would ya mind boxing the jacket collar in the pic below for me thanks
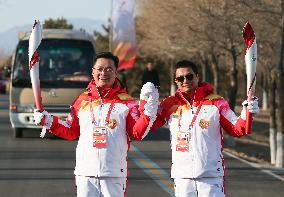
[175,82,213,105]
[86,79,126,100]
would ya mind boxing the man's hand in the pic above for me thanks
[241,97,259,120]
[140,82,159,117]
[140,82,158,100]
[33,109,53,129]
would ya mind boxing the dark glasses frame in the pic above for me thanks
[175,74,194,82]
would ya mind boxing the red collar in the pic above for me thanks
[86,79,126,100]
[175,82,213,105]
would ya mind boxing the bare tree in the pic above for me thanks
[137,0,254,110]
[238,0,284,167]
[275,0,284,167]
[269,70,277,164]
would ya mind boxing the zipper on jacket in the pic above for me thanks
[97,103,104,177]
[190,109,196,178]
[91,84,111,177]
[97,87,105,177]
[94,87,112,177]
[192,132,196,178]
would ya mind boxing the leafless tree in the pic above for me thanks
[137,0,253,109]
[237,0,284,167]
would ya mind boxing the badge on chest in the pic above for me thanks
[93,126,108,148]
[176,130,191,152]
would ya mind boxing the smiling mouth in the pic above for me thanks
[182,83,191,87]
[100,78,110,81]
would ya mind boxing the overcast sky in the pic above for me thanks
[0,0,111,32]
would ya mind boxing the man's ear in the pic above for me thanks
[174,78,178,86]
[196,74,200,81]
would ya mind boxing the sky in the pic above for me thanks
[0,0,111,32]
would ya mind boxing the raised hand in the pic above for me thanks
[240,97,259,120]
[33,109,53,138]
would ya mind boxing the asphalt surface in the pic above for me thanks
[0,93,283,197]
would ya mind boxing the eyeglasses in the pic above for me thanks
[175,74,194,82]
[93,67,114,73]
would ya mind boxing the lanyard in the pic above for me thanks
[89,97,115,125]
[105,100,115,123]
[178,101,203,130]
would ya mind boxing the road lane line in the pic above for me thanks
[129,144,174,196]
[225,151,284,181]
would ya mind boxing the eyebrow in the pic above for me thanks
[93,65,115,69]
[176,73,194,77]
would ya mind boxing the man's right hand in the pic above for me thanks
[34,109,53,129]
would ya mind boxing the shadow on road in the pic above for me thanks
[143,128,170,141]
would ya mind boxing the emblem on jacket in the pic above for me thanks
[107,119,117,129]
[199,119,210,129]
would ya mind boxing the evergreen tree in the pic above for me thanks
[43,17,73,29]
[93,23,110,52]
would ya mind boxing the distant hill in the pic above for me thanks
[0,18,106,55]
[68,18,107,34]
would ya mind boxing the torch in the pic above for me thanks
[242,22,257,134]
[29,20,43,111]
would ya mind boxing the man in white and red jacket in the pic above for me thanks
[151,60,259,197]
[34,52,159,197]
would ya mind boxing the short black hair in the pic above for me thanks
[174,60,198,75]
[94,51,119,68]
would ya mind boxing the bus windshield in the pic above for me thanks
[12,39,94,88]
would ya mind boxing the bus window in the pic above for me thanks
[12,39,94,88]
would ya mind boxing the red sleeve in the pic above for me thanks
[216,99,246,137]
[151,96,179,131]
[48,93,87,140]
[49,106,80,140]
[125,100,153,140]
[151,115,167,131]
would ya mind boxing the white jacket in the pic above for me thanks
[48,80,154,177]
[152,83,246,178]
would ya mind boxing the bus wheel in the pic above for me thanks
[14,128,23,138]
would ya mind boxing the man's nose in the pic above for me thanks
[183,77,189,82]
[100,70,109,74]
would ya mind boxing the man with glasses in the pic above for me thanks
[33,51,159,197]
[151,60,259,197]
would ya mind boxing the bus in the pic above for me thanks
[9,29,96,138]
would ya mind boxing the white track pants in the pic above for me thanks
[76,176,127,197]
[174,177,225,197]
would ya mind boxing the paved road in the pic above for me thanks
[0,93,283,197]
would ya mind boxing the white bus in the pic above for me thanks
[10,29,96,137]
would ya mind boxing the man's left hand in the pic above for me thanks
[241,97,259,119]
[140,82,157,101]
